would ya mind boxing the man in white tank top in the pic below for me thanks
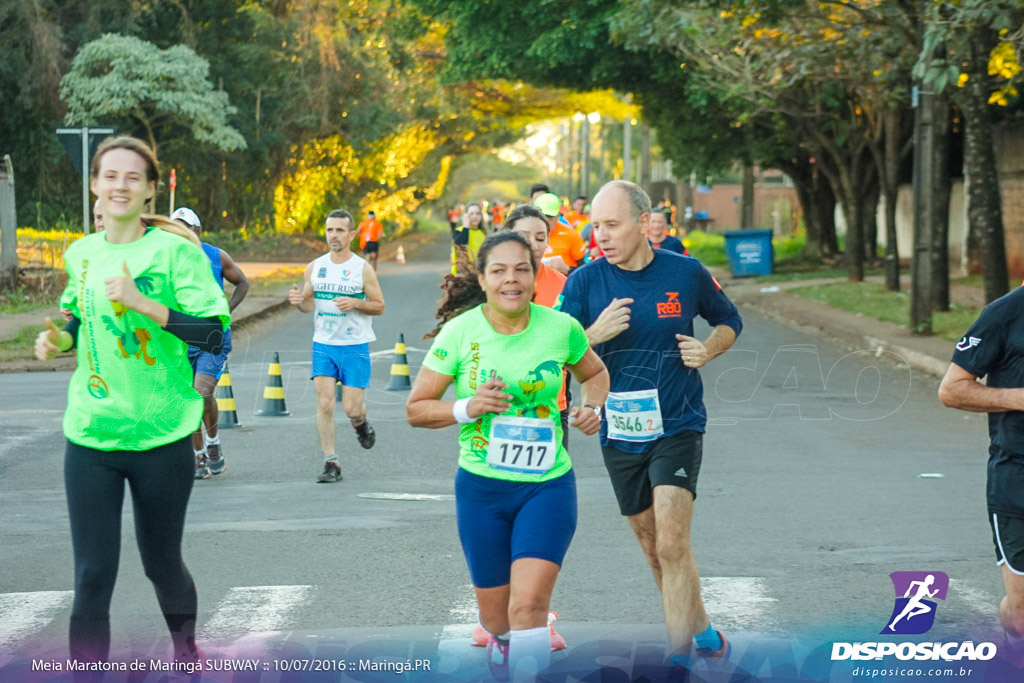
[289,209,386,482]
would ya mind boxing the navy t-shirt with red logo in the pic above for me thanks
[557,250,742,453]
[950,287,1024,517]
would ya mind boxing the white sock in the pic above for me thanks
[205,433,220,447]
[509,626,549,680]
[194,448,206,457]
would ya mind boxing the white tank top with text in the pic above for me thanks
[311,253,376,346]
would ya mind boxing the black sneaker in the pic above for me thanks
[316,460,342,483]
[354,420,376,449]
[206,443,226,475]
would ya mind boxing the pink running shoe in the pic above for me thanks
[471,623,489,647]
[487,635,510,682]
[548,611,566,652]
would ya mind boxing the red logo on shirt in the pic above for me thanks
[656,292,682,318]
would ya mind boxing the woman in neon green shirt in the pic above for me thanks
[407,231,609,679]
[35,136,229,667]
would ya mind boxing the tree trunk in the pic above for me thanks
[883,108,901,291]
[792,171,822,257]
[960,29,1009,304]
[911,89,935,335]
[931,94,952,312]
[784,155,837,259]
[862,172,880,266]
[815,175,839,258]
[741,160,755,228]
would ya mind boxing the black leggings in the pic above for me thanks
[64,436,197,662]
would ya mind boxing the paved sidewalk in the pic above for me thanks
[718,268,959,379]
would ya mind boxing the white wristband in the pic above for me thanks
[453,397,475,424]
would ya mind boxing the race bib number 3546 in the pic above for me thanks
[606,389,664,443]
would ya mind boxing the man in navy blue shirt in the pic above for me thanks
[647,209,687,254]
[558,180,742,671]
[939,289,1024,655]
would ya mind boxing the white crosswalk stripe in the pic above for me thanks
[949,578,997,619]
[701,577,779,631]
[0,577,1007,665]
[435,584,479,675]
[0,590,73,666]
[197,585,314,641]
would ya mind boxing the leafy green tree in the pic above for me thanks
[60,33,246,154]
[918,0,1024,303]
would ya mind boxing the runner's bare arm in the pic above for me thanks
[407,368,512,428]
[354,263,385,315]
[567,348,609,435]
[939,362,1024,413]
[289,262,315,313]
[676,324,736,369]
[220,249,250,312]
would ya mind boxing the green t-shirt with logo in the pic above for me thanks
[59,229,230,451]
[422,303,589,482]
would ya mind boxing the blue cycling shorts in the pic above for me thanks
[455,468,577,589]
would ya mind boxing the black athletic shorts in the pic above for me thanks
[600,430,702,516]
[990,512,1024,574]
[363,240,379,254]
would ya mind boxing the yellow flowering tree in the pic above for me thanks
[918,0,1024,303]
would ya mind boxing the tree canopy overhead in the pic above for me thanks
[60,33,246,154]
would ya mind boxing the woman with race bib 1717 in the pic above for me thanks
[406,231,609,680]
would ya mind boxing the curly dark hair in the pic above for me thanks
[425,231,536,338]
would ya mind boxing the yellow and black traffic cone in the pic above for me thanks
[216,362,241,428]
[256,351,290,416]
[336,380,342,402]
[385,333,412,391]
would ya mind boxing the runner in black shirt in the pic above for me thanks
[939,287,1024,652]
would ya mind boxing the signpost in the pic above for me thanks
[55,127,115,235]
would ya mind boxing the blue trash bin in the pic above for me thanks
[724,229,773,277]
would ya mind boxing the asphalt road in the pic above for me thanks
[0,238,1009,681]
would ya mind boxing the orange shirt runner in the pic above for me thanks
[545,223,587,268]
[533,262,570,410]
[358,218,384,250]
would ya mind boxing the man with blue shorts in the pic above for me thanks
[558,180,742,672]
[171,207,250,479]
[289,209,385,482]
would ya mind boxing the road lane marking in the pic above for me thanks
[435,585,478,674]
[949,579,995,618]
[0,590,73,666]
[701,577,778,631]
[198,585,313,641]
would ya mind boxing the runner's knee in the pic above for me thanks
[508,595,549,627]
[655,533,693,567]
